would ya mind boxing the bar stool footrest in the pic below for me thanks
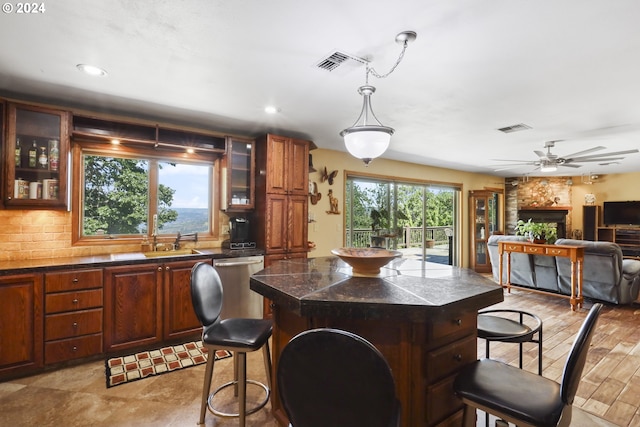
[207,379,270,417]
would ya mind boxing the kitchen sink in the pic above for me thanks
[143,249,203,258]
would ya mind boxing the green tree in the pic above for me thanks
[83,156,177,235]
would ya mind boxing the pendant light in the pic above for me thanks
[340,31,416,165]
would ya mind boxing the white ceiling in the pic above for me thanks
[2,0,640,177]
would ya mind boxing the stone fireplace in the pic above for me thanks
[518,207,570,239]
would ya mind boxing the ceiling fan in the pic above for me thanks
[492,141,639,172]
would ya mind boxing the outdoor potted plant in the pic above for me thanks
[515,218,558,244]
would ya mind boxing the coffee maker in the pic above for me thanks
[228,217,255,249]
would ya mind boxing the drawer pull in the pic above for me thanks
[72,346,78,352]
[72,299,79,304]
[72,278,79,283]
[454,319,462,326]
[72,322,78,328]
[453,354,463,362]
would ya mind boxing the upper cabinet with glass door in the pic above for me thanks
[4,103,69,209]
[222,137,255,211]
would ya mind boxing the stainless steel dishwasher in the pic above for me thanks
[213,255,265,319]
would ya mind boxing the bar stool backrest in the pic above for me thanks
[277,328,400,427]
[190,262,224,329]
[560,303,603,404]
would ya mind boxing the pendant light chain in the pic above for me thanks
[366,40,410,84]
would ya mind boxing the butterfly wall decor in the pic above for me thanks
[320,167,338,185]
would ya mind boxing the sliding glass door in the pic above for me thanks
[345,176,460,265]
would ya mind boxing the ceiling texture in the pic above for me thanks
[2,0,640,177]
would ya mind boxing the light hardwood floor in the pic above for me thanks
[0,288,638,426]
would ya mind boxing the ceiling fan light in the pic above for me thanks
[540,163,557,173]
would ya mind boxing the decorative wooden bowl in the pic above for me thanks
[331,247,402,276]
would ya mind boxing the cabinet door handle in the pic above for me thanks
[157,266,162,271]
[165,266,170,271]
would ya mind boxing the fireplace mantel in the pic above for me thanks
[519,206,572,211]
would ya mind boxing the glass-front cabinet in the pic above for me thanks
[222,137,255,211]
[4,103,69,209]
[469,190,503,272]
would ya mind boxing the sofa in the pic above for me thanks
[487,235,640,304]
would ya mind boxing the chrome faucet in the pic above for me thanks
[174,231,198,250]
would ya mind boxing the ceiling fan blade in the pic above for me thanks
[561,146,605,159]
[533,150,546,158]
[558,163,582,168]
[493,164,531,171]
[490,159,532,163]
[566,157,625,163]
[569,149,639,161]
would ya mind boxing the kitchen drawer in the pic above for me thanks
[45,333,103,365]
[45,308,103,341]
[425,375,464,426]
[46,289,103,314]
[425,334,476,383]
[45,269,103,292]
[429,311,476,343]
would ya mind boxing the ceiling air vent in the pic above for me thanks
[497,123,532,133]
[315,51,363,73]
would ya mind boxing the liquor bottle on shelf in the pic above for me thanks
[15,138,22,167]
[28,141,38,168]
[48,139,59,171]
[38,146,48,169]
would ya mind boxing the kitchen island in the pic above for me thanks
[250,256,504,427]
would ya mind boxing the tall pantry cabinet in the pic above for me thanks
[254,134,310,266]
[254,134,311,317]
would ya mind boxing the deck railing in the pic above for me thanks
[347,226,452,248]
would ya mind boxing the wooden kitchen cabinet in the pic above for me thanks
[163,258,210,340]
[222,137,255,211]
[104,263,163,353]
[260,134,309,196]
[105,258,206,352]
[3,102,70,209]
[0,273,43,378]
[44,269,103,364]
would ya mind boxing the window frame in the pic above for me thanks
[71,140,222,246]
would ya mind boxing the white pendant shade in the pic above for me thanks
[343,128,392,165]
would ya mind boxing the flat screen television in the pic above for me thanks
[603,201,640,226]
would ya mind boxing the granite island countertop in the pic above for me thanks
[250,256,504,322]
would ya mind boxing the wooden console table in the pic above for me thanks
[498,241,585,311]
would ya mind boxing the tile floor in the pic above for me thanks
[0,287,637,426]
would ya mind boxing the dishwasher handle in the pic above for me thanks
[214,259,264,268]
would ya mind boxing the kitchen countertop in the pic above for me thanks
[0,247,264,276]
[250,256,503,322]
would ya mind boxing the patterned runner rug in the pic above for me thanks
[105,340,231,388]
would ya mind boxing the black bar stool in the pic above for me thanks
[477,309,543,375]
[477,309,543,427]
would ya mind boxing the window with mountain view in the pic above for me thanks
[79,151,212,239]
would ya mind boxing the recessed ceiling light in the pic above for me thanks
[186,148,195,154]
[264,106,280,114]
[110,139,120,145]
[76,64,108,77]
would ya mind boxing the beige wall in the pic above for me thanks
[570,171,640,231]
[307,148,505,268]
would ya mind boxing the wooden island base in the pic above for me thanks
[250,257,503,427]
